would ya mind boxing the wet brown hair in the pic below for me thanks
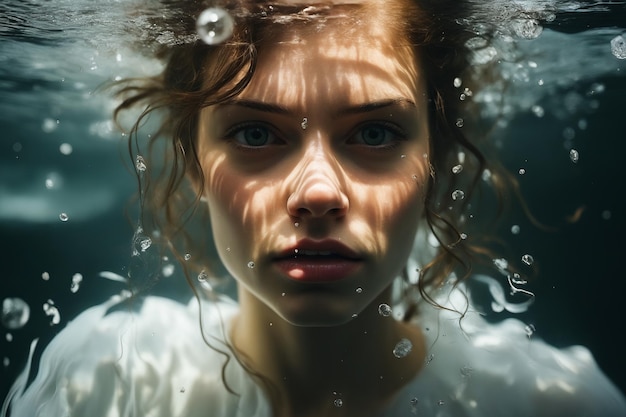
[114,0,509,316]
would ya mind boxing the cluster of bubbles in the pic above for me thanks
[70,273,83,294]
[392,338,413,358]
[43,299,61,326]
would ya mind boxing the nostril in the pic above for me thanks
[287,189,349,219]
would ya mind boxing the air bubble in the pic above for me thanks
[247,261,255,269]
[563,127,576,141]
[518,168,526,175]
[43,299,61,326]
[42,118,58,133]
[301,117,308,130]
[521,254,534,266]
[524,324,536,338]
[451,190,465,201]
[135,155,147,172]
[59,143,73,155]
[569,149,579,163]
[453,77,462,88]
[2,298,30,330]
[452,164,463,174]
[196,7,235,45]
[70,273,83,294]
[59,213,69,222]
[162,264,175,277]
[197,270,208,282]
[511,225,520,234]
[610,35,626,60]
[378,303,392,317]
[511,273,527,285]
[455,118,464,128]
[460,365,473,378]
[531,105,545,118]
[392,338,412,358]
[139,238,152,252]
[184,253,192,261]
[41,271,50,281]
[355,287,363,294]
[333,398,343,408]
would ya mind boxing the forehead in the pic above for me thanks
[236,2,422,108]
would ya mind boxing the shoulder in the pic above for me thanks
[394,287,626,416]
[3,294,266,417]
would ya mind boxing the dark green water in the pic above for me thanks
[1,0,625,401]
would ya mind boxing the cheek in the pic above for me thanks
[204,160,284,264]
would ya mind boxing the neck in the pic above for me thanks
[230,287,425,417]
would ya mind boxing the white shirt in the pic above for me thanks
[4,286,625,417]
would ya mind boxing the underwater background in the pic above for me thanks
[1,0,625,402]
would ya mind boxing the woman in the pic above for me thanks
[4,0,626,416]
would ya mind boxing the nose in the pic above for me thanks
[286,146,349,219]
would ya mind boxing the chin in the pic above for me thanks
[273,297,360,328]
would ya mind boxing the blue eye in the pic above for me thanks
[231,125,275,147]
[353,123,404,147]
[360,125,389,146]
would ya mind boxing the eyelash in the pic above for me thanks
[223,121,407,152]
[224,122,282,150]
[349,122,407,151]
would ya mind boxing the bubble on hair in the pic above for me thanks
[196,7,235,45]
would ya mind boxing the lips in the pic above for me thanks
[273,239,363,282]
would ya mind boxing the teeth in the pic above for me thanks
[300,250,333,256]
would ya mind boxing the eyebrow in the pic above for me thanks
[336,98,417,116]
[219,98,417,116]
[220,99,292,115]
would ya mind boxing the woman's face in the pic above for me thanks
[197,14,430,326]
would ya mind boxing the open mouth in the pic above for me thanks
[273,239,363,282]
